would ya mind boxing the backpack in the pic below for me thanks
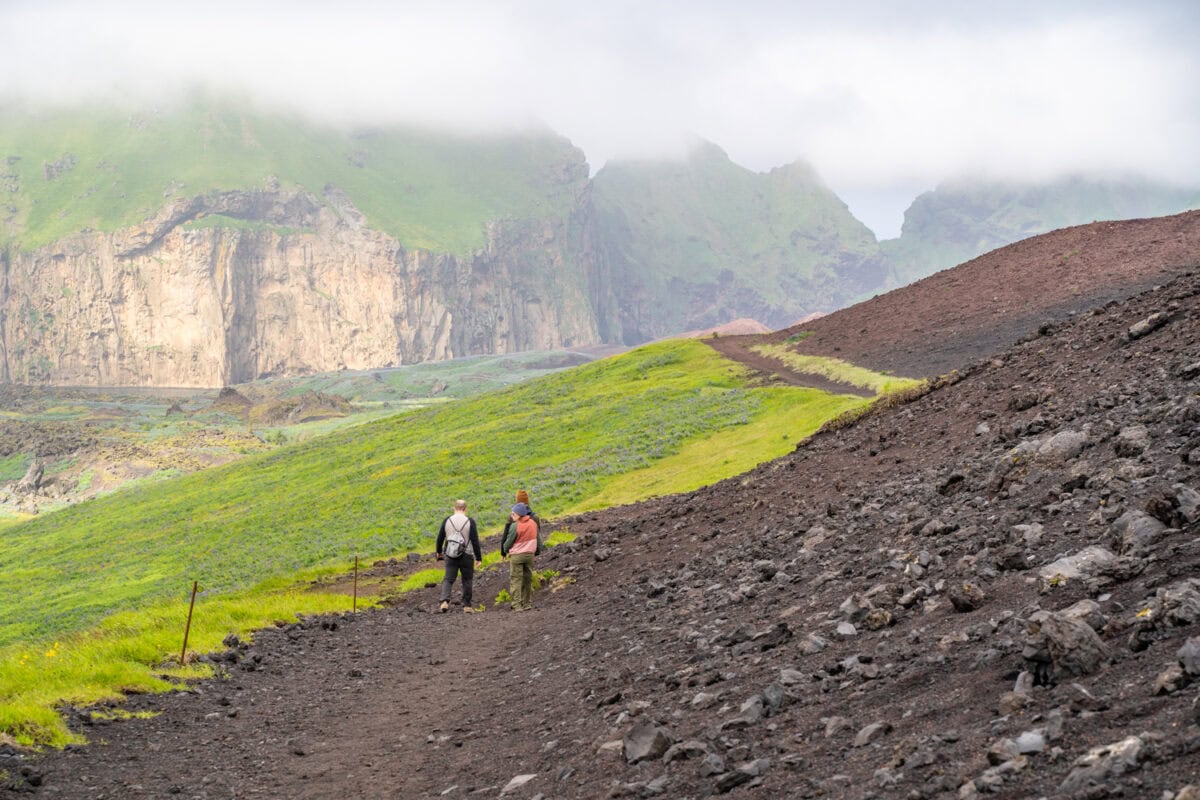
[444,517,470,559]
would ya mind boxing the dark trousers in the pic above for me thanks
[440,555,475,605]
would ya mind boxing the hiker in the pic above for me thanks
[435,499,482,613]
[514,489,542,529]
[501,501,541,611]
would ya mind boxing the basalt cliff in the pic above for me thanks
[0,186,607,387]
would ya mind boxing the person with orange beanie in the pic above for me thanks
[501,500,541,611]
[513,489,542,531]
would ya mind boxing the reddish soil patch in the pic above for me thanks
[705,335,873,397]
[729,210,1200,379]
[679,319,773,339]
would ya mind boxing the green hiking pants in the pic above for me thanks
[509,553,535,609]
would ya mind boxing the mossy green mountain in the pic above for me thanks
[882,176,1200,286]
[0,94,586,256]
[591,141,886,337]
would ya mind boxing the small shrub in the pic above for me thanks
[493,569,560,605]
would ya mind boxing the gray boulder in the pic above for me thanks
[1038,546,1117,583]
[1175,483,1200,523]
[623,722,674,764]
[989,440,1042,492]
[1114,425,1150,457]
[1059,734,1150,793]
[15,458,43,493]
[720,695,765,731]
[1125,311,1170,341]
[1025,611,1108,679]
[714,758,769,794]
[699,752,725,776]
[1061,599,1107,632]
[1151,579,1200,627]
[1015,730,1045,754]
[1111,510,1166,555]
[1178,637,1200,677]
[1038,430,1089,462]
[662,740,711,764]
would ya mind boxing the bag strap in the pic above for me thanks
[447,516,470,541]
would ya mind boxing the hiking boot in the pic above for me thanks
[463,606,478,614]
[439,601,449,613]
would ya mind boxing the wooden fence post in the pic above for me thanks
[180,580,199,665]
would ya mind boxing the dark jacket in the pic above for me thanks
[501,511,542,557]
[436,514,481,561]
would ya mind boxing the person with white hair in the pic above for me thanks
[435,499,481,612]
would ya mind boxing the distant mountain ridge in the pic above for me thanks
[882,176,1200,286]
[591,141,885,337]
[1,97,1196,386]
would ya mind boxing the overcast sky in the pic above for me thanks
[2,0,1197,237]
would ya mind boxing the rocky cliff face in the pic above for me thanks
[0,188,601,387]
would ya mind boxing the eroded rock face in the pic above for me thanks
[1,188,605,387]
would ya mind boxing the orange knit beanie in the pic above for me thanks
[516,489,530,504]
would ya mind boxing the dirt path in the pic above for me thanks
[23,562,605,799]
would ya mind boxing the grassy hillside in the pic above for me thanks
[0,350,601,530]
[882,176,1200,285]
[0,339,887,744]
[0,340,875,647]
[0,94,585,255]
[240,349,600,405]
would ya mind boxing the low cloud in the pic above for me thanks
[2,0,1197,236]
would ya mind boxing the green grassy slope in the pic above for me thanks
[0,94,586,254]
[0,339,872,650]
[240,349,599,405]
[0,350,600,523]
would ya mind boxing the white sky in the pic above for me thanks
[1,0,1197,237]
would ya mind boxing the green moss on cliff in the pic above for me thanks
[0,95,586,256]
[882,177,1200,285]
[591,141,881,338]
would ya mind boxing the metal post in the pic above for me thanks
[180,580,198,665]
[353,555,359,613]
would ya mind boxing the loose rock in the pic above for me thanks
[623,723,674,764]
